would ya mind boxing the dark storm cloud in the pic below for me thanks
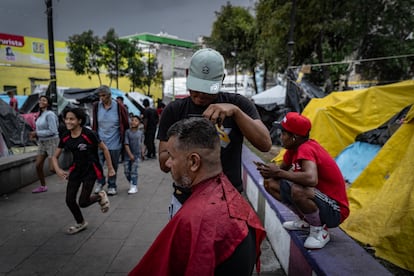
[0,0,252,41]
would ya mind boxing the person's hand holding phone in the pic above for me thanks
[255,161,281,179]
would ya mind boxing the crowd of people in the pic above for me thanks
[23,47,348,274]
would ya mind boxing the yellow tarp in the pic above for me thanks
[302,80,414,158]
[272,80,414,271]
[341,105,414,271]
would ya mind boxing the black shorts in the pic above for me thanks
[280,180,341,228]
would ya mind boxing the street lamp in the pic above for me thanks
[146,44,156,96]
[231,48,238,93]
[172,47,175,100]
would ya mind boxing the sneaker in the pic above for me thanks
[94,184,103,194]
[32,186,48,193]
[107,187,117,196]
[304,225,330,249]
[283,219,310,230]
[128,185,138,194]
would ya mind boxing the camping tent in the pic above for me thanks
[341,105,414,271]
[251,85,286,111]
[0,100,35,156]
[302,80,414,158]
[63,87,141,116]
[278,80,414,271]
[127,92,154,109]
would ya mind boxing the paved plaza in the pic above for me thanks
[0,157,283,275]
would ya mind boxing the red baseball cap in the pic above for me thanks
[279,112,311,136]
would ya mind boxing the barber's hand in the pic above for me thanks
[203,103,238,125]
[257,163,281,179]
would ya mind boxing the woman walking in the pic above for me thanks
[52,107,114,234]
[30,95,59,193]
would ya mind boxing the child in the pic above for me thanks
[7,90,18,112]
[124,115,145,194]
[51,107,115,235]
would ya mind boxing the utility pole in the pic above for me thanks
[287,0,296,68]
[45,0,58,113]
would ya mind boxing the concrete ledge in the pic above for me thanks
[242,145,392,276]
[0,151,71,195]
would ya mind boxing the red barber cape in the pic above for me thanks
[129,173,266,276]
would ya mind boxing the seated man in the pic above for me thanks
[257,112,349,249]
[129,117,266,275]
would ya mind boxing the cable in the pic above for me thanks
[289,53,414,69]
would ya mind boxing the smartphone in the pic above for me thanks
[253,161,266,168]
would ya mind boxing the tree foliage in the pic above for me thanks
[67,29,162,96]
[206,3,259,92]
[66,30,103,84]
[208,0,414,92]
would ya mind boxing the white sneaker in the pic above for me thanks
[304,225,330,249]
[107,187,117,196]
[128,185,138,194]
[94,184,103,194]
[283,219,310,230]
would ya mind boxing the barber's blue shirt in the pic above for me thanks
[97,100,121,150]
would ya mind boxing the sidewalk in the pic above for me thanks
[0,157,283,275]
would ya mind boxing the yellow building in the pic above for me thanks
[0,32,163,99]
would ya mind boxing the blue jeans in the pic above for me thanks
[124,158,139,186]
[98,149,121,189]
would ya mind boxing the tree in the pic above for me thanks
[101,29,146,89]
[66,30,103,84]
[67,29,150,92]
[350,0,414,83]
[143,47,161,96]
[206,3,259,93]
[255,0,291,89]
[254,0,414,90]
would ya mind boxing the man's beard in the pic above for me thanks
[175,174,192,189]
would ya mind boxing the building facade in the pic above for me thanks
[0,32,197,102]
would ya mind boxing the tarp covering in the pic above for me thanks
[251,85,286,111]
[271,80,414,271]
[62,87,141,116]
[302,80,414,158]
[335,105,410,184]
[0,100,35,151]
[335,141,381,184]
[341,105,414,272]
[0,94,28,110]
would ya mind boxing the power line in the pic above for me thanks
[289,53,414,69]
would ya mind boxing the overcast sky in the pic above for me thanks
[1,0,254,42]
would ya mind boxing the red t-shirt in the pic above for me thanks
[9,97,18,112]
[284,139,350,222]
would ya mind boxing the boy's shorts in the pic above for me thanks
[280,179,341,228]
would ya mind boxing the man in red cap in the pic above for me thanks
[257,112,349,249]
